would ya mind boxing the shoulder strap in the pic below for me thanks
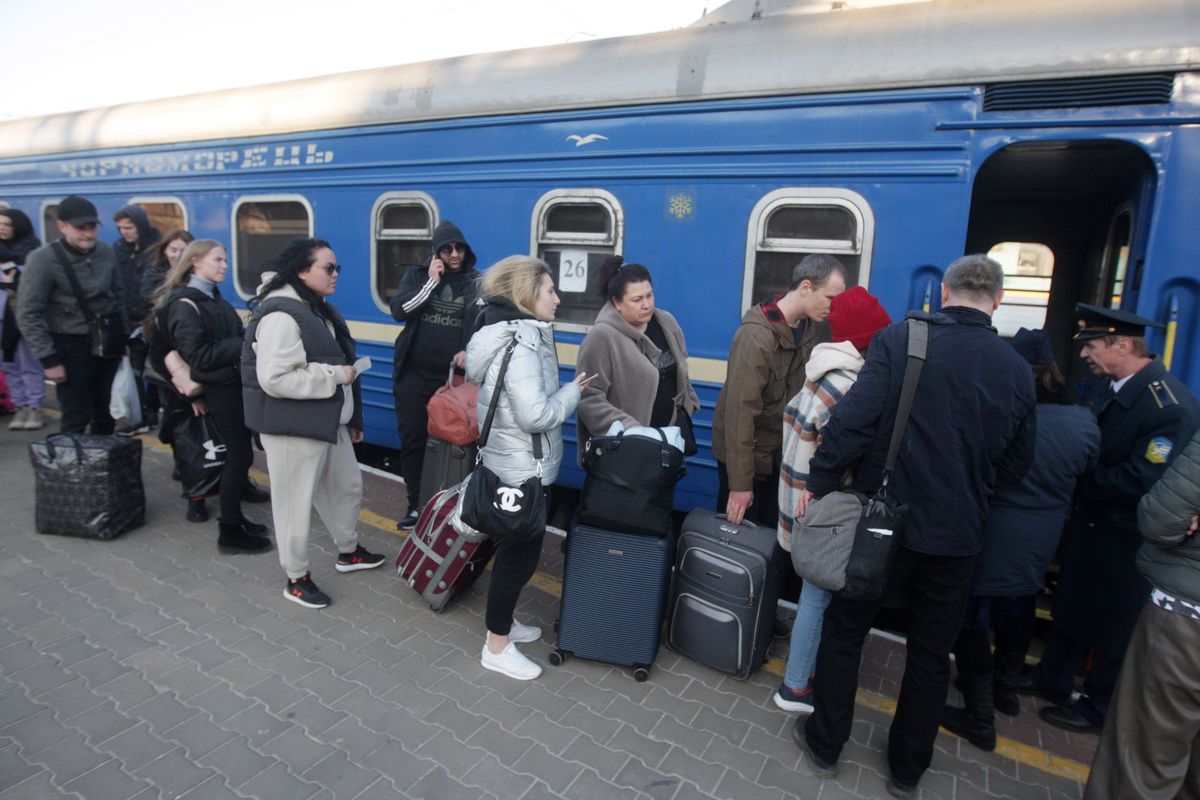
[477,340,517,450]
[51,241,97,322]
[477,338,544,461]
[882,319,930,485]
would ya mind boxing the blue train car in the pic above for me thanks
[1,0,1197,511]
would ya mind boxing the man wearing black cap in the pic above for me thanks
[1022,303,1199,733]
[16,195,125,434]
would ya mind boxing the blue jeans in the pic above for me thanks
[784,578,832,690]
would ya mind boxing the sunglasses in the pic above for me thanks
[438,243,466,254]
[319,263,342,276]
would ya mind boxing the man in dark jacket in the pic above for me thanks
[113,204,161,434]
[1085,428,1200,798]
[794,254,1037,797]
[1023,305,1199,733]
[16,195,125,434]
[390,220,481,528]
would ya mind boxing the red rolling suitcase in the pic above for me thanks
[396,481,495,612]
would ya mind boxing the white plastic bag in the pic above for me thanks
[109,356,142,428]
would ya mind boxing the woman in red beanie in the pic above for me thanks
[773,285,892,713]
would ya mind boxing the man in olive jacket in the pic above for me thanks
[1085,428,1200,799]
[711,254,845,526]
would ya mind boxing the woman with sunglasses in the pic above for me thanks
[152,239,271,554]
[243,239,385,609]
[389,220,481,529]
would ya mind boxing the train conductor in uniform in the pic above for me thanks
[1022,303,1199,733]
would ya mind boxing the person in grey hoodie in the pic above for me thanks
[1084,428,1200,799]
[16,195,125,434]
[465,255,588,681]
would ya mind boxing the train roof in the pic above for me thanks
[1,0,1196,160]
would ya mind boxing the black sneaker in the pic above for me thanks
[284,573,331,608]
[773,683,815,713]
[792,717,838,778]
[242,481,271,503]
[116,423,151,437]
[336,545,386,573]
[887,776,918,798]
[186,499,209,523]
[397,510,419,531]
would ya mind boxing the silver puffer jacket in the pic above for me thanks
[466,314,580,486]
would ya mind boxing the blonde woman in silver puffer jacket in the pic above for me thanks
[465,255,590,681]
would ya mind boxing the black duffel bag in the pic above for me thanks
[29,434,145,540]
[578,427,685,537]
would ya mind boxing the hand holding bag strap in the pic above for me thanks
[881,319,930,488]
[51,241,98,323]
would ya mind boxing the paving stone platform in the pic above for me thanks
[0,410,1096,799]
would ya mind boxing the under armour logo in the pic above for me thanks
[203,439,226,462]
[494,487,524,513]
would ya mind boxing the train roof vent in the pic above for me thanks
[983,73,1175,112]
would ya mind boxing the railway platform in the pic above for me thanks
[0,402,1096,800]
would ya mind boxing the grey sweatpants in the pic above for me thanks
[261,427,362,580]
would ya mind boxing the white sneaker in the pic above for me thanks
[8,408,28,431]
[509,619,542,644]
[480,640,542,680]
[24,408,44,431]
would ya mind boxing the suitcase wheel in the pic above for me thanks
[632,667,650,683]
[548,650,565,667]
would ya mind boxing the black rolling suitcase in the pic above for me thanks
[666,509,788,679]
[417,437,477,509]
[549,521,675,682]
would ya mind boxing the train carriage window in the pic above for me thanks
[744,189,874,310]
[232,196,313,298]
[371,192,438,312]
[128,197,187,234]
[531,189,623,329]
[41,202,62,243]
[987,242,1055,337]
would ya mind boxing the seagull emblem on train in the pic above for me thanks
[566,133,608,147]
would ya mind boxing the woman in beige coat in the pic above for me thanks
[575,256,700,462]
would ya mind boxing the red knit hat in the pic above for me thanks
[829,286,892,352]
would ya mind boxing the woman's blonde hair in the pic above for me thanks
[479,255,551,316]
[152,239,224,311]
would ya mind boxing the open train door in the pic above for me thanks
[964,140,1157,379]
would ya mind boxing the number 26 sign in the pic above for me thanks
[558,249,588,293]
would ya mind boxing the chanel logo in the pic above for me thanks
[494,487,525,513]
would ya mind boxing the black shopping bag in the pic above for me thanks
[173,415,226,498]
[29,434,145,539]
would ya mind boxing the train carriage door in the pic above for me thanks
[964,141,1156,370]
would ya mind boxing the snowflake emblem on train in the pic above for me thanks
[668,194,694,219]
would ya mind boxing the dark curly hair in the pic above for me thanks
[595,255,652,302]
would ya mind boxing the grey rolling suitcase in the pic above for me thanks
[417,437,477,509]
[666,509,788,679]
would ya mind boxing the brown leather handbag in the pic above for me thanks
[426,361,479,445]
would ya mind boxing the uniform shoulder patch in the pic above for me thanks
[1146,436,1173,464]
[1148,379,1180,409]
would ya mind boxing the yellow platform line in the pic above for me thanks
[133,429,1090,784]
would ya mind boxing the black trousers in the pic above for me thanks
[806,546,977,787]
[203,385,253,525]
[486,530,546,636]
[393,371,445,505]
[1030,627,1122,725]
[953,594,1037,675]
[52,334,120,434]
